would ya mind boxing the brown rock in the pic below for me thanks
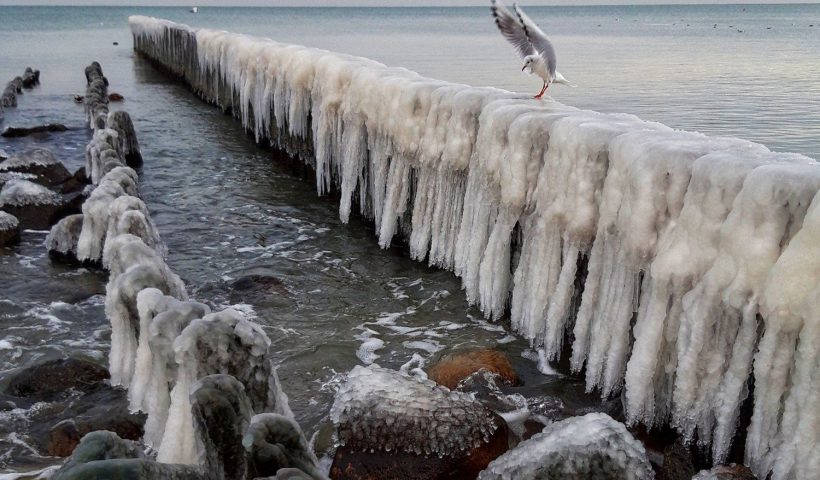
[428,349,519,389]
[108,92,125,102]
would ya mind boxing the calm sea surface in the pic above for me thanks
[0,4,818,473]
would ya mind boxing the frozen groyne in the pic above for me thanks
[130,16,820,480]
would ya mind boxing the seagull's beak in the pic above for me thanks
[521,64,527,71]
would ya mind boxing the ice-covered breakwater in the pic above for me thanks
[46,62,322,479]
[130,16,820,480]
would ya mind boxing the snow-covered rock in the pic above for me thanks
[478,413,653,480]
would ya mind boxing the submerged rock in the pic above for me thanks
[0,357,145,458]
[428,348,519,389]
[477,413,653,480]
[3,357,108,401]
[0,211,20,246]
[0,148,72,186]
[1,123,68,138]
[329,366,509,479]
[109,92,125,102]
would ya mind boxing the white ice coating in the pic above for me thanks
[158,308,278,465]
[330,365,499,458]
[478,413,653,480]
[0,147,60,170]
[85,128,123,185]
[76,166,139,262]
[0,211,19,230]
[0,178,62,207]
[745,191,820,480]
[131,288,211,448]
[131,16,820,479]
[45,213,83,255]
[105,234,187,387]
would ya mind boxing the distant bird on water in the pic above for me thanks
[490,0,573,99]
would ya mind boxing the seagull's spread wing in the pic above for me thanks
[513,3,557,76]
[491,0,534,60]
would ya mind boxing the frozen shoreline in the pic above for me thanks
[129,16,819,480]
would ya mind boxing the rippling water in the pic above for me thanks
[1,4,818,473]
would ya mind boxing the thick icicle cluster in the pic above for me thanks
[477,413,653,480]
[330,365,499,458]
[130,17,820,479]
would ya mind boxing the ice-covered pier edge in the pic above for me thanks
[130,16,820,480]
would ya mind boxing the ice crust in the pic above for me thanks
[0,178,62,207]
[131,16,820,479]
[330,365,499,458]
[478,413,653,480]
[0,211,19,230]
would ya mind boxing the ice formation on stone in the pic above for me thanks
[0,210,19,230]
[330,365,499,458]
[158,308,279,465]
[190,374,254,480]
[0,147,61,170]
[0,178,62,207]
[745,190,820,480]
[131,288,210,447]
[107,110,143,168]
[85,128,123,184]
[105,234,187,388]
[76,166,139,262]
[45,213,84,256]
[477,413,653,480]
[244,413,325,479]
[130,17,820,479]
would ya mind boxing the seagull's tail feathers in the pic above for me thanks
[553,71,577,87]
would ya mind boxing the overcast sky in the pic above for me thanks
[1,0,818,6]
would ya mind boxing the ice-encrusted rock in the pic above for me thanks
[22,67,40,88]
[85,128,122,184]
[46,213,84,258]
[84,62,110,131]
[0,178,62,207]
[131,289,210,447]
[107,110,143,168]
[0,178,65,229]
[692,464,757,480]
[0,211,20,246]
[51,430,203,479]
[0,148,71,186]
[76,166,138,262]
[331,365,500,458]
[477,413,653,480]
[158,308,279,465]
[101,195,164,266]
[190,374,254,480]
[244,413,324,479]
[105,234,187,389]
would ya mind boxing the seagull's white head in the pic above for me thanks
[521,54,538,74]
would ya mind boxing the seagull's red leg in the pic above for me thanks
[534,82,547,99]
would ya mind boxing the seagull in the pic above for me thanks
[491,0,573,99]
